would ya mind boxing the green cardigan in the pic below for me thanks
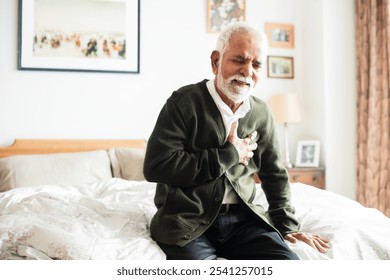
[143,80,299,246]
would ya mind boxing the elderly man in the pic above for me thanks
[143,22,328,260]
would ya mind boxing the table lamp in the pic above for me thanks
[268,93,302,168]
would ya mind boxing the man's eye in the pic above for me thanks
[253,63,262,69]
[233,59,244,64]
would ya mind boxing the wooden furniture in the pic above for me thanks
[253,167,326,190]
[287,167,326,189]
[0,139,146,158]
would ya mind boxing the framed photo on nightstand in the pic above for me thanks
[295,140,320,167]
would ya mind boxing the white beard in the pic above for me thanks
[216,72,254,103]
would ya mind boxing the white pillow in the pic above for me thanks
[0,150,112,192]
[108,147,145,181]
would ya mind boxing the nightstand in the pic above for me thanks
[287,167,326,190]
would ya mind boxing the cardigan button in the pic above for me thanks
[201,220,210,225]
[184,234,191,240]
[214,197,222,202]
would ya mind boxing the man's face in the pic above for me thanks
[213,32,263,104]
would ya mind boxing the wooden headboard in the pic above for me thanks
[0,139,146,158]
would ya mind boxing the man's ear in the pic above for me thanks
[210,50,220,75]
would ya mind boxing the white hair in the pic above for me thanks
[215,22,268,61]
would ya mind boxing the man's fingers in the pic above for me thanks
[297,233,327,253]
[227,120,239,142]
[249,142,258,151]
[315,236,330,248]
[249,130,257,141]
[228,123,258,166]
[284,235,298,244]
[230,120,238,133]
[313,239,328,253]
[284,232,329,253]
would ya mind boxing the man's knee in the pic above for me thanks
[157,238,217,260]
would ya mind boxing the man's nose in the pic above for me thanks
[240,62,253,78]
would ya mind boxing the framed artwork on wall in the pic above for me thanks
[267,56,294,79]
[207,0,246,33]
[295,140,321,167]
[17,0,140,73]
[265,23,294,48]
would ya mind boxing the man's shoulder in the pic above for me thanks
[250,95,269,110]
[169,80,209,102]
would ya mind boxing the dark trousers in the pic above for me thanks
[157,205,299,260]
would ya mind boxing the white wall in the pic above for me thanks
[0,0,215,145]
[322,0,356,198]
[0,0,356,199]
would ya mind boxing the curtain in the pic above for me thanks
[355,0,390,216]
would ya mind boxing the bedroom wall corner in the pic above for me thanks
[323,0,357,199]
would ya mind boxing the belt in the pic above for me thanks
[219,204,240,214]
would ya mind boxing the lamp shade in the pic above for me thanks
[268,93,302,123]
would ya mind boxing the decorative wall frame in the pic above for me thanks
[295,140,321,167]
[267,56,294,79]
[265,23,294,48]
[18,0,140,73]
[207,0,246,33]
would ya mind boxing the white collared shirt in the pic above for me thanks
[206,80,251,204]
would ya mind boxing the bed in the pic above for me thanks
[0,139,389,260]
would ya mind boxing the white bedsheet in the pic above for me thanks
[0,178,389,260]
[254,183,390,260]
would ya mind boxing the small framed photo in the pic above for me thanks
[18,0,140,73]
[267,56,294,79]
[207,0,246,33]
[265,23,294,48]
[295,140,320,167]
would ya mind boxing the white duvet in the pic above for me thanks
[0,178,389,260]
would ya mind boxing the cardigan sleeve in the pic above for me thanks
[257,106,299,235]
[143,97,239,187]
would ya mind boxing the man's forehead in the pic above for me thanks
[228,33,261,49]
[224,45,262,60]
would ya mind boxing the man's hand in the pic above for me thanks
[227,120,257,165]
[284,232,330,253]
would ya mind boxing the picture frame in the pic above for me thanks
[267,56,294,79]
[207,0,246,33]
[265,23,294,48]
[295,140,320,167]
[17,0,140,74]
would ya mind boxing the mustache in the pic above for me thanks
[229,75,254,86]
